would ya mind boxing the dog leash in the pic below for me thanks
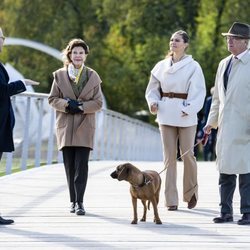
[158,133,209,175]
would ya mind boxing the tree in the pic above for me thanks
[1,0,99,92]
[193,0,250,90]
[0,0,249,123]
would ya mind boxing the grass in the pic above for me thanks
[0,159,57,177]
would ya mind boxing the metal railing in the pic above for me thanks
[0,92,162,175]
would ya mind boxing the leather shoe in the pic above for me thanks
[213,213,233,223]
[167,206,178,211]
[76,202,85,215]
[0,216,14,225]
[70,202,75,213]
[238,213,250,225]
[188,194,197,209]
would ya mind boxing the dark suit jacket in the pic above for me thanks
[0,63,26,152]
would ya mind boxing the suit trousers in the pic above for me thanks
[219,173,250,214]
[62,146,90,203]
[159,125,198,207]
[0,152,3,214]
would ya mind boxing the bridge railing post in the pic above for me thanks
[0,92,162,176]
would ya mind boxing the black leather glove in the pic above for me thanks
[65,98,83,114]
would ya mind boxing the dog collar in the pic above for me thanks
[133,174,152,188]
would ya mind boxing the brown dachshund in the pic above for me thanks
[110,163,162,224]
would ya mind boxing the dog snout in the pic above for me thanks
[110,170,118,179]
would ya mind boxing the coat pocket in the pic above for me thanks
[56,112,67,128]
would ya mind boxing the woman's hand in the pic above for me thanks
[150,103,158,114]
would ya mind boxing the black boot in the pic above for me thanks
[238,213,250,225]
[76,202,85,215]
[70,202,76,213]
[213,213,233,223]
[0,216,14,225]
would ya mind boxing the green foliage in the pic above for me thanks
[0,0,249,124]
[193,0,250,88]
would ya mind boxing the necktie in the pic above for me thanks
[224,56,238,91]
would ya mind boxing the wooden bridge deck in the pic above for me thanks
[0,161,249,249]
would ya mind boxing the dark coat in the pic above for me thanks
[0,63,26,152]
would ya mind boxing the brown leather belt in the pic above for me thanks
[162,92,188,99]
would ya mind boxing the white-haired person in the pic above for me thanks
[0,27,39,225]
[204,22,250,225]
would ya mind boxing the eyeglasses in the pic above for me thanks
[226,36,243,41]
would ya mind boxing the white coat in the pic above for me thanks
[145,55,206,127]
[207,50,250,174]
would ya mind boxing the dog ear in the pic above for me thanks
[117,164,129,181]
[126,167,130,174]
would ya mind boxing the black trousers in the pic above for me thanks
[62,147,90,203]
[0,152,3,214]
[219,173,250,214]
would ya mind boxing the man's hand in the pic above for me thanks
[203,124,213,135]
[24,79,40,85]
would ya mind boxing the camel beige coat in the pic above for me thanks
[207,50,250,174]
[48,67,102,150]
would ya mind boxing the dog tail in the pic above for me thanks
[147,201,150,210]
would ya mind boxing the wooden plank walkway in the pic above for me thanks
[0,161,249,249]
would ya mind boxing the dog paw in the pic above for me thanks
[131,220,138,224]
[155,219,162,224]
[140,218,146,222]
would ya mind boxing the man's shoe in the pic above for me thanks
[213,213,233,223]
[76,202,85,215]
[70,202,76,213]
[0,216,14,225]
[188,194,197,209]
[167,206,178,211]
[237,213,250,225]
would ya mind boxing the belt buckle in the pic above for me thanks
[169,92,174,98]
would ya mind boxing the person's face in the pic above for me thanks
[69,46,87,68]
[226,36,248,55]
[0,36,5,53]
[169,34,188,54]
